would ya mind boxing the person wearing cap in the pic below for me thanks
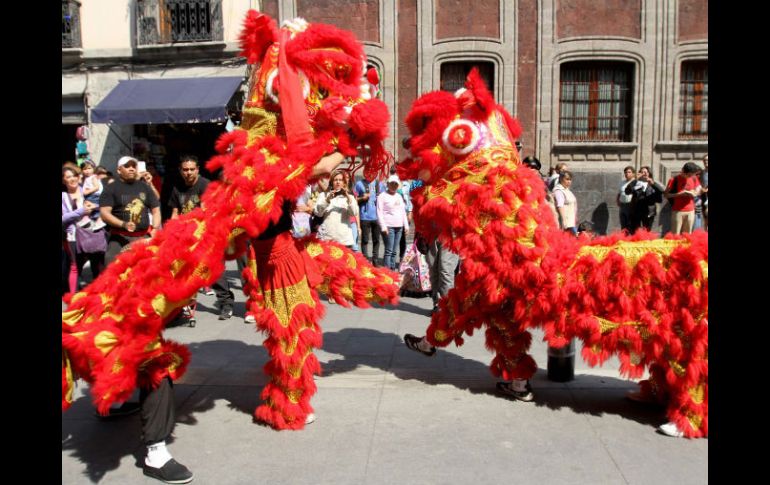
[376,174,410,270]
[99,156,161,265]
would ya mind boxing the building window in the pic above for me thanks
[62,0,81,48]
[440,61,495,93]
[679,61,708,139]
[559,62,633,142]
[137,0,223,46]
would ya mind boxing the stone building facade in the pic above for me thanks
[63,0,707,233]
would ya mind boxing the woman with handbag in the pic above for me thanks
[62,164,105,293]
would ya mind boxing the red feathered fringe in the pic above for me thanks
[62,10,394,419]
[404,69,709,438]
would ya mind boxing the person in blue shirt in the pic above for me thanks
[354,175,385,266]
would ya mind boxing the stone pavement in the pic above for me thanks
[62,262,707,484]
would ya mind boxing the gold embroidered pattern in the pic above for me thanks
[63,351,74,405]
[243,166,255,180]
[256,188,277,212]
[329,246,344,259]
[192,262,211,281]
[340,282,354,299]
[62,308,85,326]
[144,339,162,353]
[286,388,303,404]
[112,359,124,374]
[361,267,375,279]
[279,334,300,356]
[596,317,651,340]
[119,267,132,281]
[669,360,686,377]
[688,383,705,404]
[305,242,324,258]
[288,350,312,379]
[577,239,687,267]
[433,330,448,342]
[151,294,189,318]
[687,412,703,431]
[346,253,357,269]
[262,278,316,328]
[170,259,185,277]
[259,148,280,165]
[193,220,206,239]
[242,107,278,144]
[94,331,119,355]
[285,165,305,181]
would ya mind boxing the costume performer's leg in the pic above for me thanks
[424,271,537,382]
[140,376,176,445]
[487,319,537,381]
[242,233,324,430]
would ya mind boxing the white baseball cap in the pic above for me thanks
[117,156,138,168]
[387,174,400,185]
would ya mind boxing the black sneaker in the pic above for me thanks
[218,305,233,320]
[404,333,436,356]
[496,381,534,402]
[143,458,193,484]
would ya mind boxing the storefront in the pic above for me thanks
[90,76,244,218]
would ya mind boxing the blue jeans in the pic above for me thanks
[350,221,360,252]
[383,227,403,270]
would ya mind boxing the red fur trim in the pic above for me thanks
[239,10,279,64]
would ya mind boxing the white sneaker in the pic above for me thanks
[244,314,256,324]
[304,413,315,425]
[658,421,684,438]
[92,219,107,231]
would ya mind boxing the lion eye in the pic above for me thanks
[318,88,328,100]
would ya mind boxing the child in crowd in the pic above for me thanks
[77,160,106,230]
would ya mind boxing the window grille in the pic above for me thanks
[679,61,708,139]
[62,0,81,48]
[559,62,633,142]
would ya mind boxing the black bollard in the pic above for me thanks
[547,339,575,382]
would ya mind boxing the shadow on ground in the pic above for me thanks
[61,339,269,483]
[320,327,663,428]
[62,329,664,481]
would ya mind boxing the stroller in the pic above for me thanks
[398,240,432,297]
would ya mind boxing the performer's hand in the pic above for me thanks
[124,221,136,232]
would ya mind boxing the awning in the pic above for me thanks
[90,76,243,124]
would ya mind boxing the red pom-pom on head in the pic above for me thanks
[366,67,380,86]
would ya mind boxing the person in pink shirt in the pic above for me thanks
[664,162,702,234]
[377,175,410,270]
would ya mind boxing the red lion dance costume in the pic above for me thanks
[399,70,707,438]
[62,12,400,430]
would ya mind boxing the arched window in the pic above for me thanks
[559,61,633,142]
[440,61,495,93]
[679,60,708,139]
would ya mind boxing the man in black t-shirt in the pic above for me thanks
[168,156,210,218]
[168,156,242,320]
[100,156,161,265]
